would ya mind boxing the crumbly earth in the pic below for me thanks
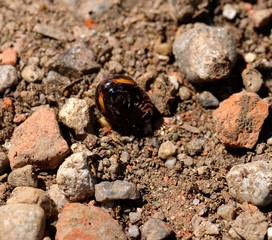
[1,0,272,239]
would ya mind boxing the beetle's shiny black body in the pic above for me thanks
[95,75,156,135]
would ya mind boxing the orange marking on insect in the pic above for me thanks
[98,93,106,113]
[113,78,136,85]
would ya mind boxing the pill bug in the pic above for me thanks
[95,75,159,135]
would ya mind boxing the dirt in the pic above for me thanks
[1,0,272,239]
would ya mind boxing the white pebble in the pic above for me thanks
[128,225,140,238]
[0,65,18,93]
[165,157,177,169]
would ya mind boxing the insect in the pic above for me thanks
[95,75,158,135]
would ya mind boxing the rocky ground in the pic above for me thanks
[0,0,272,239]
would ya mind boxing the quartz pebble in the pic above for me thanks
[128,225,140,238]
[141,218,172,240]
[242,68,263,93]
[57,152,96,202]
[0,151,9,175]
[226,160,272,207]
[95,180,140,202]
[173,24,237,83]
[7,165,38,187]
[165,157,177,169]
[129,211,141,224]
[0,65,18,93]
[59,98,92,136]
[0,204,45,240]
[222,4,237,20]
[158,140,177,159]
[21,65,44,83]
[268,227,272,240]
[197,91,219,108]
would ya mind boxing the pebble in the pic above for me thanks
[43,70,71,87]
[0,65,18,93]
[244,52,257,63]
[222,4,238,20]
[173,24,237,83]
[59,98,92,136]
[226,160,272,207]
[191,215,219,238]
[231,210,267,240]
[95,180,140,202]
[217,203,237,221]
[177,153,194,166]
[57,152,96,202]
[21,64,45,83]
[252,8,272,28]
[7,186,52,218]
[0,151,9,175]
[197,91,219,108]
[8,107,69,170]
[55,203,126,240]
[165,157,177,169]
[129,211,142,224]
[141,218,172,240]
[158,140,177,159]
[7,165,38,187]
[128,225,140,239]
[120,151,130,163]
[268,227,272,240]
[47,184,69,215]
[52,42,100,78]
[108,60,123,73]
[0,48,17,65]
[193,198,200,206]
[213,92,269,148]
[0,204,45,240]
[185,138,204,156]
[242,68,263,93]
[178,86,191,101]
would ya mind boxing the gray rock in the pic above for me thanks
[191,215,219,238]
[7,187,52,218]
[8,165,38,187]
[165,157,177,169]
[51,42,100,78]
[56,152,96,201]
[43,70,71,87]
[95,180,140,202]
[231,210,267,240]
[21,65,45,83]
[0,65,18,93]
[0,152,9,175]
[197,91,219,108]
[177,153,194,166]
[47,184,69,214]
[185,138,204,156]
[173,24,237,83]
[128,225,140,239]
[217,203,237,221]
[0,204,45,240]
[129,211,141,224]
[226,160,272,207]
[222,4,238,20]
[242,68,263,93]
[158,141,177,159]
[59,98,92,136]
[141,218,172,240]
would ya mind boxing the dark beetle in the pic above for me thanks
[95,75,158,135]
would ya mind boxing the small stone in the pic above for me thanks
[173,24,237,83]
[231,210,267,240]
[128,225,140,239]
[267,137,272,146]
[57,152,96,202]
[197,91,219,108]
[222,4,238,20]
[95,180,140,202]
[165,157,177,169]
[47,184,69,214]
[252,8,272,28]
[0,65,18,93]
[0,152,9,175]
[55,203,126,240]
[129,211,141,224]
[141,218,172,240]
[120,151,130,163]
[0,204,45,240]
[59,98,92,136]
[217,203,237,221]
[108,60,123,73]
[185,138,204,156]
[242,68,263,93]
[177,153,194,166]
[193,199,200,206]
[268,227,272,240]
[21,65,45,83]
[7,165,38,187]
[226,160,272,207]
[43,70,71,87]
[7,186,52,218]
[244,52,257,63]
[8,107,69,170]
[192,215,219,238]
[0,48,17,65]
[213,92,269,148]
[179,86,191,101]
[168,75,179,91]
[158,140,177,159]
